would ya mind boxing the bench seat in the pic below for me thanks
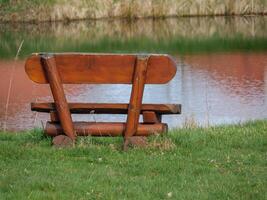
[31,102,181,115]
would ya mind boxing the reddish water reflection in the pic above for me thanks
[181,52,267,125]
[0,52,267,131]
[183,53,266,102]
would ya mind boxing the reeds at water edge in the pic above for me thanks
[1,0,266,22]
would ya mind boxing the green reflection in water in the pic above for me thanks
[1,17,267,59]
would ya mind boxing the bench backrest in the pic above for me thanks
[25,53,177,84]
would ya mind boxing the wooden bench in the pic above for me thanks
[25,53,181,149]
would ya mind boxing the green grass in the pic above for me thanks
[0,120,266,199]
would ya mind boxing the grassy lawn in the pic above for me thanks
[0,120,266,199]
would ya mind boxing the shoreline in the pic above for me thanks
[0,13,266,24]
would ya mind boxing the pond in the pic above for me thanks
[0,16,267,131]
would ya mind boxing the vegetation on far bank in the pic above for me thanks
[0,120,266,199]
[0,0,267,22]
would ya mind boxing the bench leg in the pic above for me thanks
[143,111,162,124]
[41,55,76,143]
[50,110,59,122]
[127,136,148,148]
[52,135,74,148]
[123,55,149,150]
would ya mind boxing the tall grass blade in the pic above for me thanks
[3,40,24,132]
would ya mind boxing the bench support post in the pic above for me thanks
[50,110,59,122]
[41,55,76,142]
[123,55,149,150]
[143,111,162,124]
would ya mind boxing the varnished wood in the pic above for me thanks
[41,55,76,140]
[124,56,148,150]
[31,102,182,115]
[143,111,162,123]
[45,122,168,137]
[50,111,59,122]
[25,53,177,84]
[25,52,180,147]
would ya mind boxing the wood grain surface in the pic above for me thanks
[25,53,177,84]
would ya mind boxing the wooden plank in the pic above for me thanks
[31,103,182,114]
[45,122,168,137]
[124,56,148,150]
[25,53,177,84]
[41,55,76,141]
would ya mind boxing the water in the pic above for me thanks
[0,17,267,131]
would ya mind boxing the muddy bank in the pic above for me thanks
[1,0,267,22]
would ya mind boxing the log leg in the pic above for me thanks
[143,111,162,124]
[49,110,73,147]
[45,122,168,137]
[52,135,74,148]
[127,136,148,148]
[41,55,76,144]
[50,110,59,122]
[123,55,149,150]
